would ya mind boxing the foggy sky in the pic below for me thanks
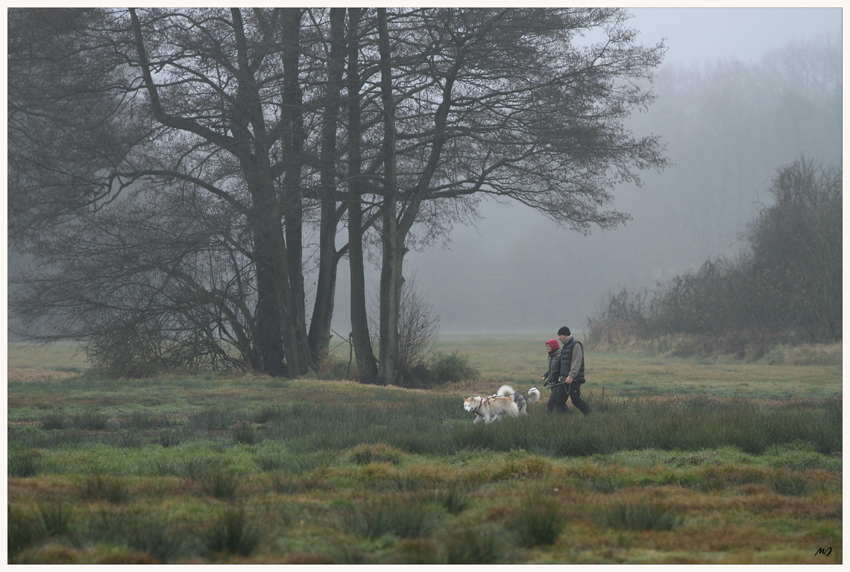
[329,7,843,338]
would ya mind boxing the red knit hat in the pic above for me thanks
[546,339,559,354]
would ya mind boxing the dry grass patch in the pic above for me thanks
[8,368,78,382]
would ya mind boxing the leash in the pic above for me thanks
[542,378,572,390]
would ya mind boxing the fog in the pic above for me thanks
[330,7,842,336]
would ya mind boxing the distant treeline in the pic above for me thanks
[587,157,841,358]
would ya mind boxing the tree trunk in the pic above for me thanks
[345,7,379,383]
[307,8,347,364]
[377,8,401,386]
[278,8,311,376]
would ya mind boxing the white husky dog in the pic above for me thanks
[463,385,540,424]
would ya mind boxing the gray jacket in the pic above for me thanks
[559,336,585,382]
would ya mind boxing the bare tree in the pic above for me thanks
[361,8,667,383]
[9,8,667,380]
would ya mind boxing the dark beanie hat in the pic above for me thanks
[558,326,570,336]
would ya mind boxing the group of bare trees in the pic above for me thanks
[9,8,666,380]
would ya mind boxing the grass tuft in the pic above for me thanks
[36,503,74,537]
[232,421,259,445]
[769,471,810,497]
[597,499,684,531]
[76,474,131,504]
[341,493,440,539]
[507,487,568,547]
[197,468,240,500]
[72,410,109,431]
[202,506,262,557]
[39,412,66,430]
[9,449,42,478]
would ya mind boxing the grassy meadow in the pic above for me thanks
[7,337,843,564]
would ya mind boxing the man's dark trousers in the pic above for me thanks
[547,381,592,415]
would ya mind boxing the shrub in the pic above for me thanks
[428,351,479,383]
[317,355,354,381]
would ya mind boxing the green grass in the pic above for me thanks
[6,338,843,564]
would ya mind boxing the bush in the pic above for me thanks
[428,351,479,383]
[396,351,479,388]
[317,354,355,381]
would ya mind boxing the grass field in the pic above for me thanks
[6,338,842,564]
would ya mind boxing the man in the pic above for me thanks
[549,326,592,415]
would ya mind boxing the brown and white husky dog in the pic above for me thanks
[463,385,540,424]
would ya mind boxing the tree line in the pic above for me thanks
[9,8,666,380]
[587,157,841,357]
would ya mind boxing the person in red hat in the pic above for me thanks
[540,338,561,390]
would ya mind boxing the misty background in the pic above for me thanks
[322,7,842,337]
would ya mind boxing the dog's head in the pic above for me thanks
[463,396,482,413]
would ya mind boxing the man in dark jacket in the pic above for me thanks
[549,326,592,415]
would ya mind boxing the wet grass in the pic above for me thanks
[6,339,843,564]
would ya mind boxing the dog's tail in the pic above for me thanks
[527,387,541,404]
[497,385,516,401]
